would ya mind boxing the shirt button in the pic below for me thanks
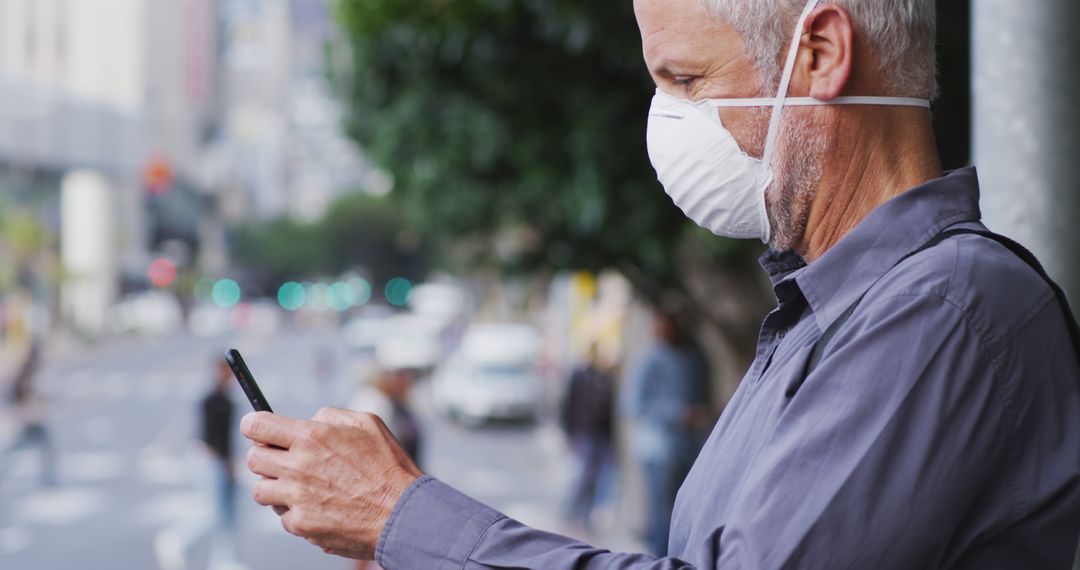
[777,330,786,340]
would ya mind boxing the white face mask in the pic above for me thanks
[645,0,931,243]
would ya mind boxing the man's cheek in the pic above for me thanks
[718,107,767,158]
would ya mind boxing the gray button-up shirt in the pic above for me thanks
[375,168,1080,569]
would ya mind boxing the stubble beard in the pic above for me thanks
[763,108,828,253]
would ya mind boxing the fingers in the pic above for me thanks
[246,445,289,478]
[252,477,293,507]
[312,406,373,429]
[240,412,305,449]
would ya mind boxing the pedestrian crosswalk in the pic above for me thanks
[42,371,207,404]
[12,487,108,526]
[0,448,293,561]
[0,332,372,568]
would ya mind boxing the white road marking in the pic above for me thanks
[14,487,108,526]
[137,449,191,486]
[61,452,126,482]
[131,490,206,526]
[0,526,31,554]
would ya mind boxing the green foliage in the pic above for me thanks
[232,217,326,286]
[229,192,427,291]
[319,191,429,286]
[335,0,752,293]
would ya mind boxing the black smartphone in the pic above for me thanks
[224,348,274,413]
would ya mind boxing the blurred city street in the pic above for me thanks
[0,327,592,569]
[5,0,1074,566]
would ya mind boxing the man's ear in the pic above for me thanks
[793,4,854,100]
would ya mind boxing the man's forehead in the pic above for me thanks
[635,0,741,69]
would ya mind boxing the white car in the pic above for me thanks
[107,291,183,336]
[374,314,444,371]
[342,310,392,353]
[434,323,542,425]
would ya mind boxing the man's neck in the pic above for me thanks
[799,107,943,261]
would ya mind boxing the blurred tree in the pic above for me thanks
[334,0,771,379]
[318,191,430,289]
[333,1,978,394]
[231,216,327,288]
[229,192,428,294]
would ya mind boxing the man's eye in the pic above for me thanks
[672,76,697,86]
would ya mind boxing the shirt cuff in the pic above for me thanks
[376,475,506,570]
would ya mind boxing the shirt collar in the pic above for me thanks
[759,167,983,331]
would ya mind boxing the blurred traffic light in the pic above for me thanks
[349,278,372,306]
[143,157,174,195]
[277,282,306,311]
[212,279,241,308]
[385,277,413,307]
[148,258,177,288]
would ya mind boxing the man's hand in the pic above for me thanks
[240,407,422,560]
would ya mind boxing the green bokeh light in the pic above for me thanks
[384,277,413,307]
[212,279,242,308]
[277,282,306,311]
[349,278,372,306]
[307,283,328,311]
[328,282,354,312]
[194,277,215,302]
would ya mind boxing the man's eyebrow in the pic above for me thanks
[650,49,699,78]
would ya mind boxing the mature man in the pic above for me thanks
[240,0,1080,568]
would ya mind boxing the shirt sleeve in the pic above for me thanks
[377,476,694,570]
[710,292,1010,568]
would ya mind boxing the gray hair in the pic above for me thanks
[703,0,938,98]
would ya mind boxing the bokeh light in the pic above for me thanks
[148,258,177,288]
[385,277,413,307]
[277,282,306,311]
[327,282,354,311]
[194,277,215,302]
[212,278,242,308]
[307,283,328,311]
[349,278,372,306]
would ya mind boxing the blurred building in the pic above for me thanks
[215,0,376,225]
[0,0,379,334]
[0,0,221,334]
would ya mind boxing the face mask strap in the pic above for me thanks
[709,96,931,109]
[762,0,822,165]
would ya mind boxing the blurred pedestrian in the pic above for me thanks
[622,309,709,556]
[558,344,616,532]
[154,359,245,570]
[347,366,422,570]
[349,367,422,468]
[0,339,57,489]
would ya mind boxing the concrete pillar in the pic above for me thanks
[60,170,117,335]
[972,0,1080,312]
